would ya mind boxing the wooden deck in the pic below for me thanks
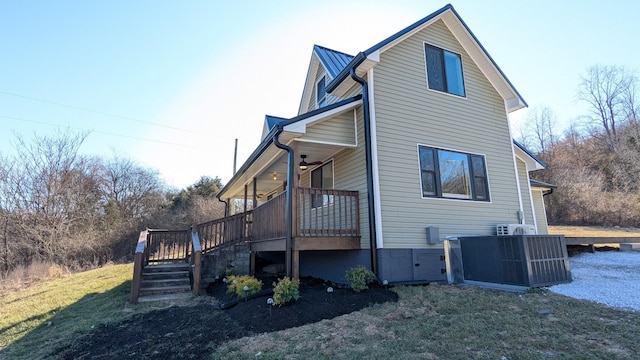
[249,188,361,252]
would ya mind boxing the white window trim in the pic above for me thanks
[316,75,327,109]
[423,42,467,99]
[416,143,492,203]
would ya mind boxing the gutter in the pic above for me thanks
[272,125,294,278]
[349,65,378,276]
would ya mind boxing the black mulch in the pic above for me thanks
[52,276,398,359]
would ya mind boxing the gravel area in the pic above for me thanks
[550,250,640,311]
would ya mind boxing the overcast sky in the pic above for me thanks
[1,1,638,189]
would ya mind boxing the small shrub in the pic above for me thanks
[272,277,300,306]
[226,275,263,298]
[345,265,376,292]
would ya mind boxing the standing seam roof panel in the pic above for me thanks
[314,45,354,78]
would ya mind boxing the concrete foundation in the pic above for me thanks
[620,243,640,252]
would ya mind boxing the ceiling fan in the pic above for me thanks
[299,154,322,170]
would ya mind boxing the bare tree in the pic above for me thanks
[577,65,637,148]
[523,105,558,156]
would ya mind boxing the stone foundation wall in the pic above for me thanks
[200,244,250,289]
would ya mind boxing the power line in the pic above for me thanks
[0,114,195,148]
[0,90,192,133]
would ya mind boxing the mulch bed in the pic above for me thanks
[211,276,398,333]
[52,276,398,359]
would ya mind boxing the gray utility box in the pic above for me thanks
[377,248,447,284]
[459,235,572,287]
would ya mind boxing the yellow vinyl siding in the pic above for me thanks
[372,19,521,247]
[304,111,356,145]
[298,106,369,248]
[516,159,535,226]
[532,189,549,234]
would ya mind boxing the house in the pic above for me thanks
[215,4,553,284]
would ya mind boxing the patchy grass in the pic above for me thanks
[0,263,160,359]
[549,225,640,237]
[215,285,640,359]
[3,256,640,359]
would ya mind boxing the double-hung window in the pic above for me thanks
[316,76,327,108]
[310,160,333,207]
[424,44,465,97]
[418,146,489,201]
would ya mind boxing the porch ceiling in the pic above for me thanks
[221,135,354,200]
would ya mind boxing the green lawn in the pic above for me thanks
[2,242,640,359]
[0,263,156,359]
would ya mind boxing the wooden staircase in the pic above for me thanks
[138,263,192,303]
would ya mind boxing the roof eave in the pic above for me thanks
[217,96,363,199]
[326,4,527,110]
[513,140,546,170]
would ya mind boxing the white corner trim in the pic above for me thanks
[368,69,384,249]
[525,168,539,231]
[506,105,525,223]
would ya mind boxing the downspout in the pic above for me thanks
[272,126,294,277]
[218,197,229,217]
[543,188,554,196]
[350,67,378,276]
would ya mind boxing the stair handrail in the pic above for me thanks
[190,229,202,296]
[130,229,149,304]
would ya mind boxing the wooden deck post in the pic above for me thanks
[250,251,256,276]
[292,250,300,279]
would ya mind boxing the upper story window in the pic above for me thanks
[424,44,465,97]
[418,145,489,201]
[316,76,327,108]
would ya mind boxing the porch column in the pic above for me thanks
[251,178,258,275]
[290,142,300,279]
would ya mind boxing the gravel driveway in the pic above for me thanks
[550,250,640,311]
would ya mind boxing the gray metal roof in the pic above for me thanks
[530,179,556,188]
[313,45,354,78]
[265,115,287,132]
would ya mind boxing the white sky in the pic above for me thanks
[1,1,638,189]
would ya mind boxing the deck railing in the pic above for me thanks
[296,188,360,237]
[250,188,360,241]
[196,211,253,253]
[130,229,148,303]
[252,192,287,241]
[146,229,191,264]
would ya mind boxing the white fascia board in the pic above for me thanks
[513,145,545,171]
[283,99,362,134]
[441,11,526,113]
[506,97,527,113]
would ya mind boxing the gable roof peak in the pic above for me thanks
[325,3,527,112]
[313,44,354,79]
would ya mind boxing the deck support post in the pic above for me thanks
[292,250,300,279]
[250,251,256,275]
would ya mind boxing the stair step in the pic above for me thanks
[139,285,191,296]
[142,270,190,279]
[138,292,193,303]
[144,263,191,273]
[142,278,190,288]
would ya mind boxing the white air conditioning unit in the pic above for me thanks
[496,224,536,236]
